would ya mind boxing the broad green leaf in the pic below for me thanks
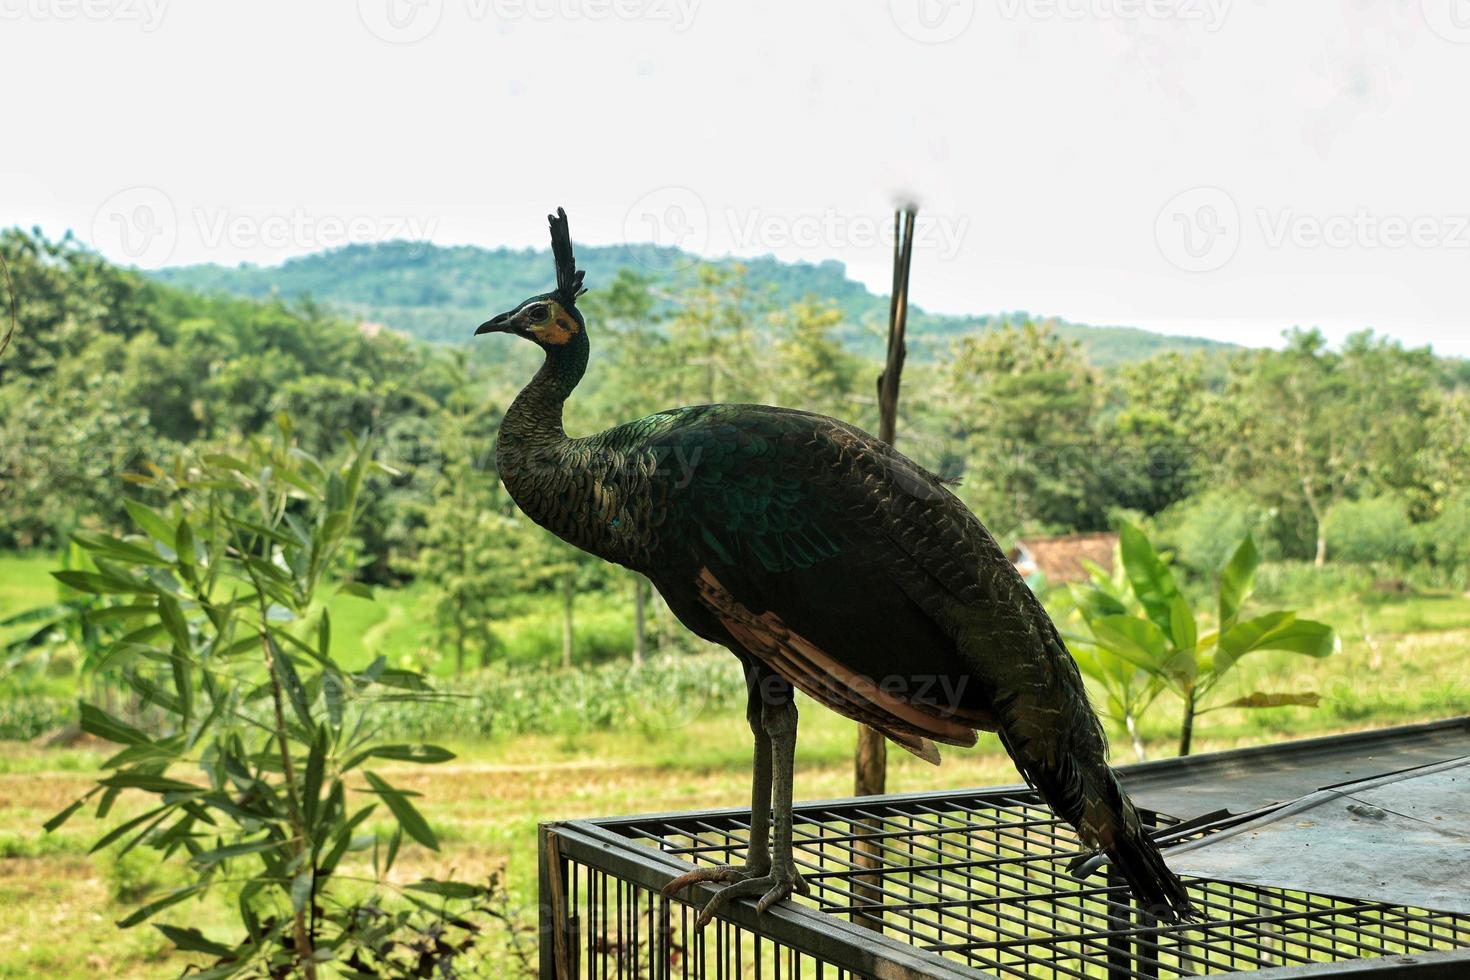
[1118,522,1180,634]
[1089,614,1169,671]
[1218,535,1260,629]
[1168,594,1197,655]
[364,771,438,851]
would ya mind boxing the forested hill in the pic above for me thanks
[151,240,1235,366]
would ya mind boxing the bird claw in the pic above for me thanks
[661,863,765,897]
[665,865,809,928]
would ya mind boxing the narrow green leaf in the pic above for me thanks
[364,771,438,851]
[405,879,486,899]
[337,581,374,600]
[79,703,151,745]
[124,499,177,546]
[99,772,201,794]
[342,744,455,772]
[154,924,236,958]
[43,795,90,833]
[115,884,205,929]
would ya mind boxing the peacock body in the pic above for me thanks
[479,208,1195,926]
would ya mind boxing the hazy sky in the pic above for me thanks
[4,0,1468,354]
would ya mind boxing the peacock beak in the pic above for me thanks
[475,311,513,336]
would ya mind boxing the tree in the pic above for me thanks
[1209,329,1433,565]
[942,320,1101,538]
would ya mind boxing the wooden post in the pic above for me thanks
[852,206,917,933]
[856,206,916,800]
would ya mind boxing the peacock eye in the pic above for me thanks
[526,305,550,323]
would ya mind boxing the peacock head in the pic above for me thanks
[475,207,587,349]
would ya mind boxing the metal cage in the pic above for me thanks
[538,718,1470,979]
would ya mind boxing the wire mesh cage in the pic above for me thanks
[538,721,1470,979]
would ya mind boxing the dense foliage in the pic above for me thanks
[45,428,491,978]
[5,226,1470,672]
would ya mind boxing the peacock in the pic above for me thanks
[476,208,1196,927]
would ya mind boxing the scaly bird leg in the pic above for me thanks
[669,693,809,928]
[662,674,773,898]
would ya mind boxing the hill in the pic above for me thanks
[151,241,1237,367]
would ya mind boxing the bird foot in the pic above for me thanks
[663,864,810,928]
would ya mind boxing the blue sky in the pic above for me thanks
[3,1,1467,355]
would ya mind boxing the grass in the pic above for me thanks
[2,551,1469,975]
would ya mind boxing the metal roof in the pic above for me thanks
[1115,715,1470,821]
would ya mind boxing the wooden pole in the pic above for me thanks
[856,206,917,800]
[851,206,917,934]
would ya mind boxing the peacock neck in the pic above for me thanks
[498,333,588,451]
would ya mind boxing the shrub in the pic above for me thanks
[1323,496,1417,564]
[1154,490,1274,575]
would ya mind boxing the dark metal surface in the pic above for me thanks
[1116,716,1470,820]
[540,718,1470,978]
[1168,758,1470,916]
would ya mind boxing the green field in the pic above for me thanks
[2,551,1469,977]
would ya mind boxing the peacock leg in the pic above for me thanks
[669,684,810,928]
[662,667,773,898]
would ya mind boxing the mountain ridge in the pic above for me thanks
[149,240,1239,366]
